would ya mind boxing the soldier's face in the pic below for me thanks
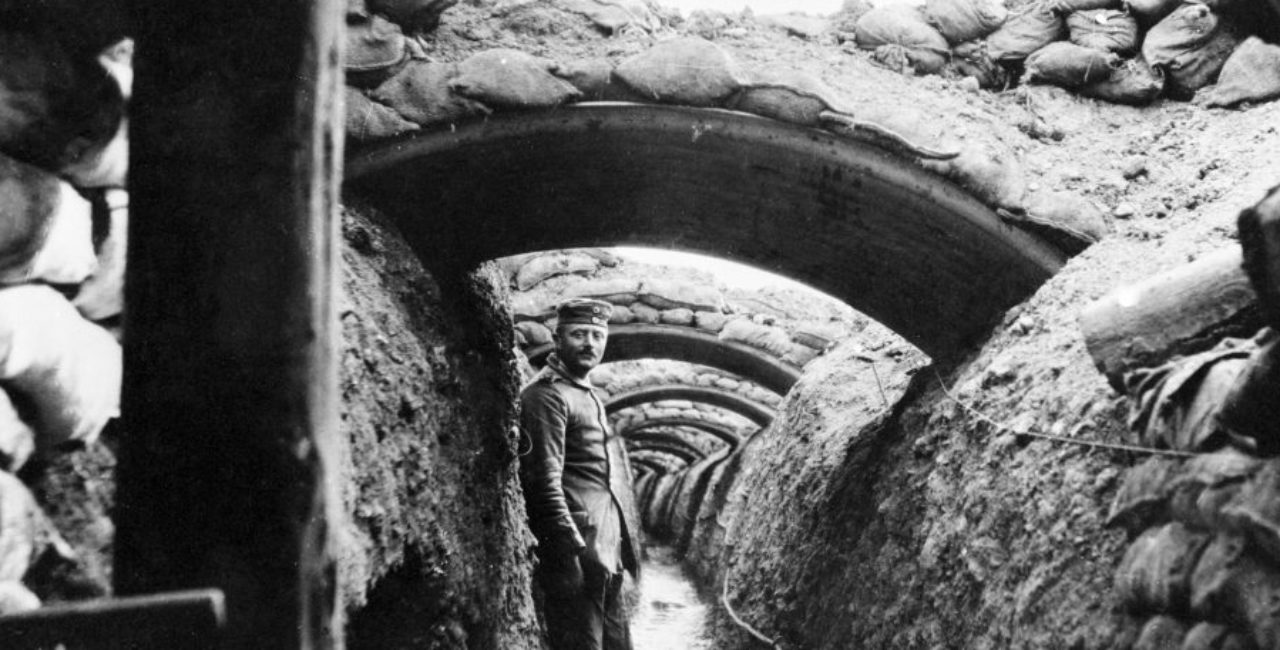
[555,323,608,375]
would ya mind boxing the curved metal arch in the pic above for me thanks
[622,416,742,449]
[606,384,775,427]
[624,435,705,465]
[346,103,1064,360]
[528,324,799,395]
[628,447,696,469]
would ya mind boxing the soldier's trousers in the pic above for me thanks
[540,561,632,650]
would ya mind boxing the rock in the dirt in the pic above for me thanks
[1197,37,1280,108]
[1079,56,1165,105]
[854,6,950,74]
[1024,42,1120,88]
[1067,9,1138,54]
[1142,3,1242,99]
[450,49,583,109]
[923,0,1007,45]
[1115,522,1209,615]
[986,4,1066,62]
[615,37,745,106]
[370,60,490,127]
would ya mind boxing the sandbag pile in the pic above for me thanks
[1107,451,1280,648]
[0,14,130,613]
[834,0,1276,109]
[504,250,843,371]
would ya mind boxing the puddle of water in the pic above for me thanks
[631,546,714,650]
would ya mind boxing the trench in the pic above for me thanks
[631,546,714,650]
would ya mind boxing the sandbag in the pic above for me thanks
[370,60,490,127]
[515,252,599,291]
[728,66,851,126]
[1125,0,1182,23]
[71,189,127,322]
[0,26,124,172]
[1143,3,1242,98]
[1025,42,1120,87]
[923,0,1007,45]
[1068,9,1139,53]
[719,318,794,357]
[951,40,1010,89]
[920,135,1028,212]
[630,302,660,324]
[1006,189,1111,255]
[344,86,420,142]
[0,285,121,450]
[368,0,458,32]
[1190,533,1280,646]
[1216,335,1280,453]
[514,320,552,347]
[854,6,950,74]
[564,277,641,304]
[659,308,695,326]
[1220,460,1280,562]
[1165,449,1262,530]
[986,3,1066,62]
[0,154,60,282]
[0,171,97,286]
[450,49,583,109]
[0,390,33,472]
[638,279,723,312]
[1126,336,1255,451]
[1050,0,1120,10]
[1181,623,1254,650]
[344,14,409,88]
[1107,456,1180,532]
[557,0,660,35]
[1079,56,1165,105]
[553,59,649,102]
[1134,616,1188,650]
[1114,522,1209,615]
[1197,37,1280,108]
[614,37,745,106]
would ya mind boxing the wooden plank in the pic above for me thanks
[1079,247,1262,391]
[115,0,344,648]
[0,589,224,650]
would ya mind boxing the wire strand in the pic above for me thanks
[932,369,1195,459]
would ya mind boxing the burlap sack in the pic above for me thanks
[1142,3,1242,98]
[614,37,745,106]
[370,60,490,126]
[986,3,1065,61]
[451,49,583,109]
[924,0,1007,45]
[1024,41,1120,87]
[1197,37,1280,108]
[344,86,420,142]
[1067,9,1139,53]
[1079,56,1164,105]
[855,6,950,74]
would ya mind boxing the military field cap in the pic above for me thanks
[557,298,612,326]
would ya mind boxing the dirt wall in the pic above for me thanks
[336,201,542,650]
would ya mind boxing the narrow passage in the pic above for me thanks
[632,546,714,650]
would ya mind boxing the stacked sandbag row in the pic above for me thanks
[592,361,784,409]
[850,0,1280,108]
[0,14,131,613]
[1107,449,1280,648]
[506,253,845,370]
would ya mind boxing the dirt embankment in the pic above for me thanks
[336,201,541,650]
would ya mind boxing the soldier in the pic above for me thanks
[519,298,637,650]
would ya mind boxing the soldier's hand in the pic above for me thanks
[542,553,584,597]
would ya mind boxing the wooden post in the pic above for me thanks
[1079,247,1262,391]
[116,1,344,648]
